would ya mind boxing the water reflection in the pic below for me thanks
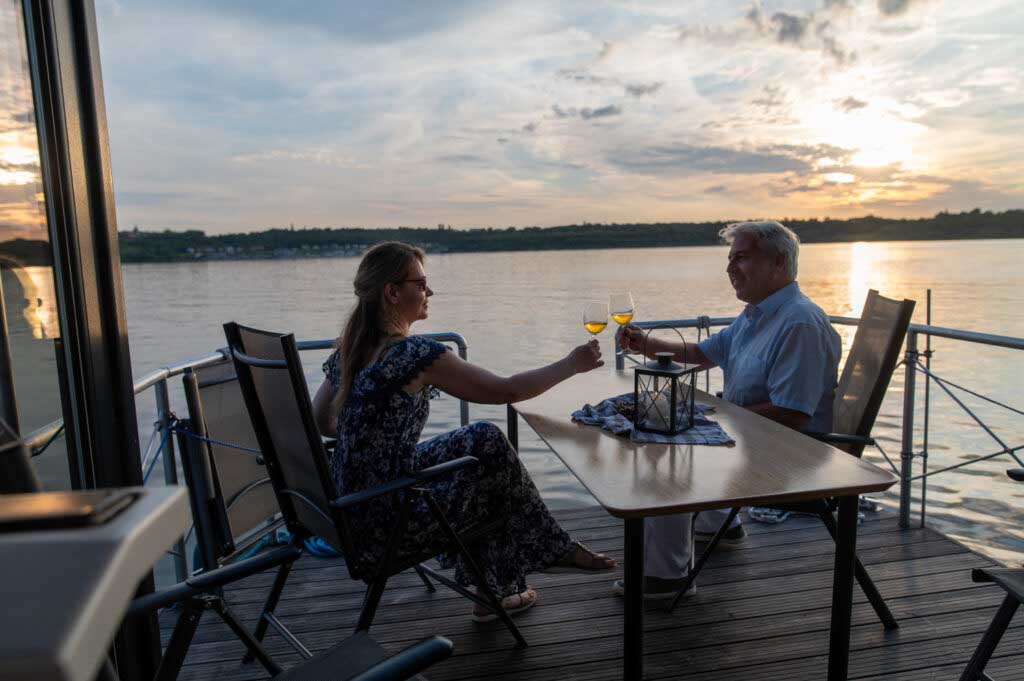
[8,266,59,339]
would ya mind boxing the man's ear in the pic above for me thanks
[774,253,787,273]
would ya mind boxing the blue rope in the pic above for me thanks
[170,427,262,455]
[142,427,172,483]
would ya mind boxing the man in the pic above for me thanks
[614,220,841,598]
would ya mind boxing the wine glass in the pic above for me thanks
[582,302,609,336]
[610,292,635,326]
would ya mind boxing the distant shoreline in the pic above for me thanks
[2,209,1021,266]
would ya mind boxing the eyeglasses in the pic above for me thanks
[397,278,429,291]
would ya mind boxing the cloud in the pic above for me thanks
[624,81,663,97]
[610,143,821,175]
[435,154,488,164]
[877,0,924,16]
[704,185,729,194]
[551,103,622,120]
[558,70,614,86]
[163,0,503,44]
[836,96,868,111]
[740,3,855,65]
[580,105,621,119]
[771,12,811,44]
[752,85,786,109]
[521,122,538,133]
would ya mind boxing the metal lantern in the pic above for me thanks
[632,330,700,435]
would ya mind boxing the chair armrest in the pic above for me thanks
[128,544,302,615]
[804,432,875,447]
[348,636,454,681]
[410,456,478,481]
[330,456,479,511]
[1007,469,1024,482]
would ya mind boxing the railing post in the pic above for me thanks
[156,378,188,582]
[899,331,918,529]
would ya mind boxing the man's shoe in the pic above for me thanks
[694,523,747,547]
[612,575,697,601]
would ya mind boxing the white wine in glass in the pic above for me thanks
[610,292,635,325]
[583,302,609,335]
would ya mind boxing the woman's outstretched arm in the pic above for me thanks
[414,339,603,404]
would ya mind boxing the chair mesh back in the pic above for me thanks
[833,290,915,456]
[189,362,279,548]
[229,324,346,553]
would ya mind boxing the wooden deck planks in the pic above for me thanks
[162,507,1017,681]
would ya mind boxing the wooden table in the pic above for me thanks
[0,486,189,681]
[509,369,897,681]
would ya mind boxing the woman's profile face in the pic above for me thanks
[390,257,433,327]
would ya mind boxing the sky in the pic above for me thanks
[7,1,1024,238]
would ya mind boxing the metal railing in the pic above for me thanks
[24,312,1024,578]
[25,332,470,582]
[616,313,1024,529]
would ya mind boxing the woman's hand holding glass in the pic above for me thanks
[568,339,604,374]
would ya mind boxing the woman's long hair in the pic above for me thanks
[332,241,425,413]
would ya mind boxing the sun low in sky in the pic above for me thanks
[4,1,1022,238]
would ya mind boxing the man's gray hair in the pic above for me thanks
[719,220,800,280]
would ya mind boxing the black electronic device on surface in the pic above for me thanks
[0,489,138,532]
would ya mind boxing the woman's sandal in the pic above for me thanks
[471,587,538,623]
[545,541,617,574]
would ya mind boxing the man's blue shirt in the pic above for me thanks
[698,282,840,432]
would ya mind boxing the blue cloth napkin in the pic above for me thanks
[571,393,734,445]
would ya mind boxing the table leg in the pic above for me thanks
[624,517,644,681]
[506,404,518,452]
[828,495,859,681]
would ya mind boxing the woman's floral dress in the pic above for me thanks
[323,335,574,598]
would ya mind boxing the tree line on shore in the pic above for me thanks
[2,209,1022,266]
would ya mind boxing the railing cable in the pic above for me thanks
[915,361,1024,468]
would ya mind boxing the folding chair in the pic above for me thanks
[669,289,915,629]
[130,358,455,681]
[178,361,282,574]
[224,322,527,647]
[132,362,307,681]
[958,468,1024,681]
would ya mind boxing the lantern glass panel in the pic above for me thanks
[632,356,698,435]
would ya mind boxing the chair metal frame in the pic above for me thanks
[224,322,527,648]
[130,365,309,681]
[177,365,313,663]
[668,289,915,629]
[127,547,454,681]
[958,467,1024,681]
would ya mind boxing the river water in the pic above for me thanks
[115,239,1024,571]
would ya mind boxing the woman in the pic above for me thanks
[312,241,615,621]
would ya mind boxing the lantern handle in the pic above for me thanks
[639,324,688,365]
